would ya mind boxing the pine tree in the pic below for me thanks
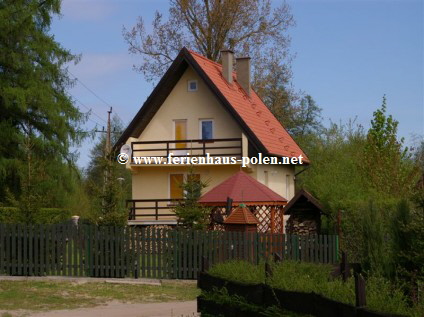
[84,116,131,226]
[0,0,85,204]
[174,167,210,230]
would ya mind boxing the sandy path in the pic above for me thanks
[22,301,198,317]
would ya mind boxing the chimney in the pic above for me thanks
[220,49,234,84]
[236,57,251,96]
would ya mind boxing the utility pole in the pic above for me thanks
[91,108,124,217]
[105,107,112,158]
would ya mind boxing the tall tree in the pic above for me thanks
[0,0,85,203]
[361,96,418,197]
[123,0,294,83]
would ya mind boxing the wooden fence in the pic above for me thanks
[0,223,339,279]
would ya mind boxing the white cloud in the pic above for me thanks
[61,0,116,21]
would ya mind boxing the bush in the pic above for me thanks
[0,207,72,224]
[208,260,421,316]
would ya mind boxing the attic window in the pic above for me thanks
[188,80,198,92]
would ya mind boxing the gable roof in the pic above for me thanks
[199,171,287,205]
[115,47,309,163]
[284,189,327,215]
[224,205,259,225]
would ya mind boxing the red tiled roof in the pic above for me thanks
[188,50,309,162]
[224,205,259,225]
[199,171,287,204]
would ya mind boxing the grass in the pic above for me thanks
[208,260,423,317]
[0,279,199,312]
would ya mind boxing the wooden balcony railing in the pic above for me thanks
[130,138,242,163]
[127,199,183,221]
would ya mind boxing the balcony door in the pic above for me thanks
[170,174,184,199]
[169,173,201,200]
[174,119,187,150]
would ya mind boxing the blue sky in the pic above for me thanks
[50,0,423,168]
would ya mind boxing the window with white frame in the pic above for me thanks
[199,119,213,140]
[187,80,198,92]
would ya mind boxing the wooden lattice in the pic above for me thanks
[208,205,285,233]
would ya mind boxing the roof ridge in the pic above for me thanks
[188,50,223,68]
[187,49,309,161]
[188,50,243,82]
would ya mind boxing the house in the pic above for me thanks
[115,47,309,226]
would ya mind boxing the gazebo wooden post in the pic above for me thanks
[270,206,275,234]
[270,206,275,256]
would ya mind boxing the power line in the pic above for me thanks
[70,94,108,125]
[67,70,125,123]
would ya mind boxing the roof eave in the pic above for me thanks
[113,49,189,151]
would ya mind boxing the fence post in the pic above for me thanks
[341,251,349,282]
[134,260,139,279]
[201,256,209,273]
[355,274,366,307]
[265,261,273,281]
[71,216,79,228]
[273,252,282,263]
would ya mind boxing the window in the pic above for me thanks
[188,80,198,92]
[200,119,213,140]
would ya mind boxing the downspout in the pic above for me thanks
[294,165,310,177]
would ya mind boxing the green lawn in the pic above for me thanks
[0,279,199,313]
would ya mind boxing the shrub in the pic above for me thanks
[0,207,72,224]
[208,260,420,316]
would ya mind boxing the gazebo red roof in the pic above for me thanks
[199,171,287,206]
[224,205,259,225]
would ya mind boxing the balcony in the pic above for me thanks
[127,199,182,225]
[130,138,242,165]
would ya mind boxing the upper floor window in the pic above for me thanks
[200,119,213,140]
[188,80,198,92]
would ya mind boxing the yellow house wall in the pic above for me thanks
[136,67,243,143]
[132,165,243,200]
[252,164,295,201]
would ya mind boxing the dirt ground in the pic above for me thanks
[1,300,198,317]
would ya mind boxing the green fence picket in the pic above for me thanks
[0,224,341,278]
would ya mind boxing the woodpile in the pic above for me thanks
[286,211,320,235]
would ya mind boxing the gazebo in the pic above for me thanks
[198,171,288,233]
